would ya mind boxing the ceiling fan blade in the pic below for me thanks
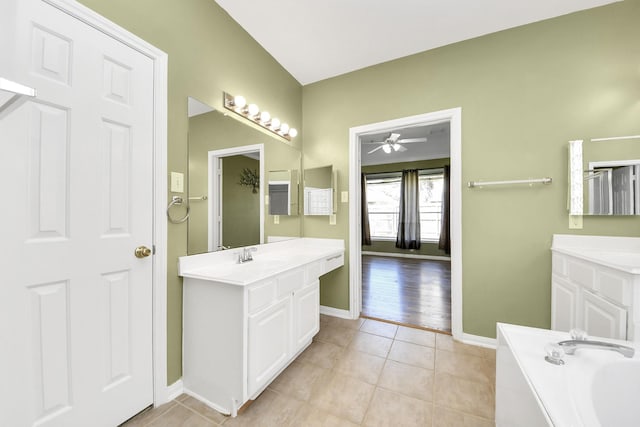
[394,145,408,152]
[397,137,427,143]
[362,141,385,145]
[388,133,401,142]
[367,145,384,154]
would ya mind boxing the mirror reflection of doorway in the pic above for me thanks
[219,154,261,248]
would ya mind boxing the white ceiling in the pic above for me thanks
[214,0,620,85]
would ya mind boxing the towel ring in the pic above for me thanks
[167,196,190,224]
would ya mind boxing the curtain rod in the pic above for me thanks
[467,177,552,188]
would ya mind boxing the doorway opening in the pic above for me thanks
[348,108,463,339]
[208,144,265,251]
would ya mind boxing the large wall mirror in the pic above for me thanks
[569,137,640,215]
[187,97,302,254]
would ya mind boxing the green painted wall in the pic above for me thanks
[302,1,640,337]
[78,0,302,384]
[222,156,260,247]
[362,158,450,257]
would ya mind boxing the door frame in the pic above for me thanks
[348,108,463,340]
[208,144,265,251]
[46,0,170,406]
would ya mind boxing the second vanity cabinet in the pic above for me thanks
[551,234,640,341]
[180,238,343,416]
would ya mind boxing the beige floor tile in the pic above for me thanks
[291,404,360,427]
[479,347,496,361]
[388,340,435,369]
[360,319,398,338]
[434,372,495,420]
[362,387,431,427]
[395,326,436,347]
[435,334,485,357]
[334,348,386,384]
[324,316,366,330]
[268,360,329,401]
[175,394,228,424]
[378,359,434,402]
[121,402,178,427]
[224,389,304,427]
[145,404,218,427]
[432,406,494,427]
[315,324,358,347]
[348,331,393,358]
[297,340,345,369]
[435,350,494,386]
[309,370,376,424]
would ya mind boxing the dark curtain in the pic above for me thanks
[438,165,451,255]
[361,174,372,245]
[396,169,421,249]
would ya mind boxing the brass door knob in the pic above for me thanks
[135,246,152,258]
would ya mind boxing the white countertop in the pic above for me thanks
[178,238,344,286]
[551,234,640,274]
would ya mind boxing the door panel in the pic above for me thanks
[1,1,154,426]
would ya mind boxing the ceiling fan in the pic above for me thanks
[363,132,427,154]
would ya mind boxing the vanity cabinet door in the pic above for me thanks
[551,277,579,332]
[582,290,627,340]
[293,280,319,351]
[247,297,290,396]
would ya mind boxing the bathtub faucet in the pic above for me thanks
[557,339,635,358]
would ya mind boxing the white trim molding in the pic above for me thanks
[166,380,184,402]
[46,0,170,407]
[320,305,352,319]
[459,333,497,349]
[349,108,463,340]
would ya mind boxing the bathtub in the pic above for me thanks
[496,323,640,427]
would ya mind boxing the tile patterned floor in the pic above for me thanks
[122,316,495,427]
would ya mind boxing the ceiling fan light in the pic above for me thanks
[382,144,392,154]
[392,143,401,151]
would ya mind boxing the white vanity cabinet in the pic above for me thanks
[551,235,640,341]
[179,238,343,416]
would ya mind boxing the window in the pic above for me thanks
[365,169,444,241]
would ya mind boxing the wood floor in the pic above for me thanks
[361,255,451,333]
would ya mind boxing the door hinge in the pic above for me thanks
[152,245,156,255]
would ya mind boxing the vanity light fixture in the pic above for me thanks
[223,92,297,141]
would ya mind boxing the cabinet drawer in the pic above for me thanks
[277,268,305,298]
[598,269,632,307]
[306,260,323,283]
[567,258,596,290]
[248,280,277,315]
[324,253,344,274]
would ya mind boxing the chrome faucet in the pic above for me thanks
[237,247,257,264]
[557,339,635,358]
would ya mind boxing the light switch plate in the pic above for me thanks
[569,215,583,229]
[329,214,336,225]
[170,172,184,193]
[274,215,279,224]
[341,191,348,203]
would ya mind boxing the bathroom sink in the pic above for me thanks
[188,258,291,283]
[590,360,640,426]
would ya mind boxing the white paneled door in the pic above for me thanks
[1,1,155,426]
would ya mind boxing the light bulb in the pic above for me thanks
[247,103,259,117]
[233,95,246,109]
[271,118,281,130]
[260,111,271,124]
[280,123,290,134]
[288,128,298,138]
[382,144,392,154]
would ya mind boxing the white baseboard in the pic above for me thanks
[459,332,497,349]
[183,387,232,416]
[166,379,184,402]
[362,251,451,261]
[320,305,353,319]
